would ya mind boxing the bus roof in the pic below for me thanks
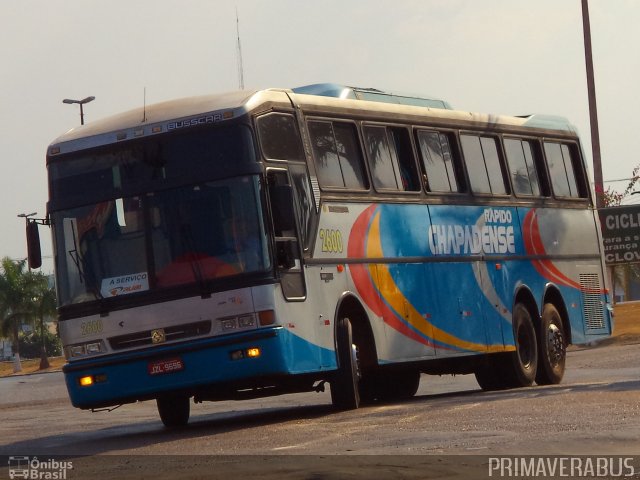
[291,83,453,110]
[48,85,578,156]
[49,89,259,147]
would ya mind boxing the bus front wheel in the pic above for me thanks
[536,303,566,385]
[157,394,190,428]
[330,317,361,410]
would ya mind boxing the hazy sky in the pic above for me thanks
[1,0,638,272]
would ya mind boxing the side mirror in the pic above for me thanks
[26,221,42,269]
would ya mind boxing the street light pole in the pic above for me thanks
[62,96,95,125]
[581,0,604,209]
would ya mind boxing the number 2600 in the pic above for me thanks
[319,229,343,253]
[81,319,103,336]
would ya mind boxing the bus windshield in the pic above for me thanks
[52,175,271,306]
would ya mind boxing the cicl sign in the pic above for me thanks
[599,205,640,265]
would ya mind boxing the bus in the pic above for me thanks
[28,83,613,427]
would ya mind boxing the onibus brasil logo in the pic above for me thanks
[7,456,73,479]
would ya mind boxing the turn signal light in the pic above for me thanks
[258,310,275,326]
[246,347,261,358]
[230,347,262,360]
[78,374,107,386]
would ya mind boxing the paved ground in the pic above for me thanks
[0,302,637,479]
[1,338,640,479]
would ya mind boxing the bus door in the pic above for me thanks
[267,168,334,369]
[266,169,306,300]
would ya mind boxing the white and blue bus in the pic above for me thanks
[29,83,612,426]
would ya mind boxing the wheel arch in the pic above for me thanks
[514,285,540,330]
[542,284,573,345]
[334,293,378,369]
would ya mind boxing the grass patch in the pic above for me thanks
[0,356,65,377]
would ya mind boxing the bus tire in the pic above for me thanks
[536,303,566,385]
[474,355,507,391]
[357,371,377,404]
[330,317,361,410]
[369,370,420,401]
[157,394,190,428]
[502,302,538,388]
[404,371,421,398]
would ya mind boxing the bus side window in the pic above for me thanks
[460,134,508,195]
[289,163,315,251]
[504,138,542,197]
[308,120,369,190]
[257,113,305,161]
[390,128,420,191]
[544,142,589,199]
[363,125,393,189]
[417,130,460,193]
[363,125,419,192]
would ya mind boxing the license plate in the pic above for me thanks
[148,357,184,375]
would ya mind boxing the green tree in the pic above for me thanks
[601,165,640,207]
[33,282,57,368]
[0,257,54,373]
[18,329,62,358]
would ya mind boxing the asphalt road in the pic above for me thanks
[1,341,639,478]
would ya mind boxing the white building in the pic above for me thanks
[1,338,12,360]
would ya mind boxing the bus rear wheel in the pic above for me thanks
[503,302,538,388]
[330,317,361,410]
[157,394,190,428]
[536,303,566,385]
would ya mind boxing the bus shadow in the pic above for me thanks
[0,402,335,457]
[2,378,637,457]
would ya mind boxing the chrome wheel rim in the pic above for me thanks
[547,324,565,366]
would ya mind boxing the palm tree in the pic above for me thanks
[0,257,49,373]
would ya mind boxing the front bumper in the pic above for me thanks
[63,327,316,409]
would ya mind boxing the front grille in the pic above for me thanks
[109,320,212,350]
[580,273,605,331]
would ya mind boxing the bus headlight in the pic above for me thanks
[85,342,103,354]
[221,318,237,331]
[218,313,257,332]
[238,315,256,328]
[66,340,106,359]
